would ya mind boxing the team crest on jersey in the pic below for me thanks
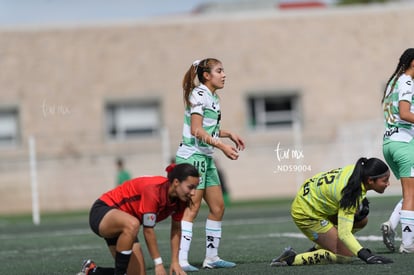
[143,213,157,227]
[320,220,329,227]
[402,90,412,97]
[197,90,204,96]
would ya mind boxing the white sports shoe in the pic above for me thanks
[399,243,414,253]
[180,264,199,272]
[202,258,236,269]
[381,221,396,252]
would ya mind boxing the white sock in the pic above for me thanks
[205,219,222,261]
[400,210,414,247]
[389,199,403,230]
[179,221,193,266]
[120,250,132,255]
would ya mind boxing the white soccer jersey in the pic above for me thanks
[383,74,414,142]
[176,84,221,158]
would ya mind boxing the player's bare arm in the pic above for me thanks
[143,227,167,275]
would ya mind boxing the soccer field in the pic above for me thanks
[0,195,407,275]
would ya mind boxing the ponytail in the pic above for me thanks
[340,157,389,210]
[182,62,199,108]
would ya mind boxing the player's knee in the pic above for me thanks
[209,203,225,219]
[123,218,140,236]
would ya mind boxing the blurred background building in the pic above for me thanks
[0,0,410,214]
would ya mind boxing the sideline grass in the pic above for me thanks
[0,195,406,274]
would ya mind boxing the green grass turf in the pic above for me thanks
[0,195,407,274]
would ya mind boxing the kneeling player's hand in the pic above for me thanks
[358,248,393,264]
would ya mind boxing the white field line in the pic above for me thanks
[0,244,102,256]
[0,217,287,240]
[0,228,91,240]
[0,232,396,256]
[0,215,398,256]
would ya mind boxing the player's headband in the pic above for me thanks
[369,170,389,179]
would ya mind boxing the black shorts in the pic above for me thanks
[89,199,139,246]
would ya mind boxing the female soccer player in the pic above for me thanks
[271,157,393,266]
[175,58,245,271]
[78,163,199,275]
[382,48,414,253]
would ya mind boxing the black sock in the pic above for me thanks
[89,266,115,275]
[115,251,131,275]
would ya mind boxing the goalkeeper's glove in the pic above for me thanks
[357,248,393,264]
[354,197,369,222]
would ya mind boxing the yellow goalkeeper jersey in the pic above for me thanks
[292,164,366,255]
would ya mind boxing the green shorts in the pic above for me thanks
[176,154,221,190]
[383,139,414,179]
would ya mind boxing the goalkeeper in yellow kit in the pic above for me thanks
[271,157,393,266]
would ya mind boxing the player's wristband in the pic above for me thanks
[153,257,163,266]
[357,248,372,262]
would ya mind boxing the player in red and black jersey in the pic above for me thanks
[79,163,199,275]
